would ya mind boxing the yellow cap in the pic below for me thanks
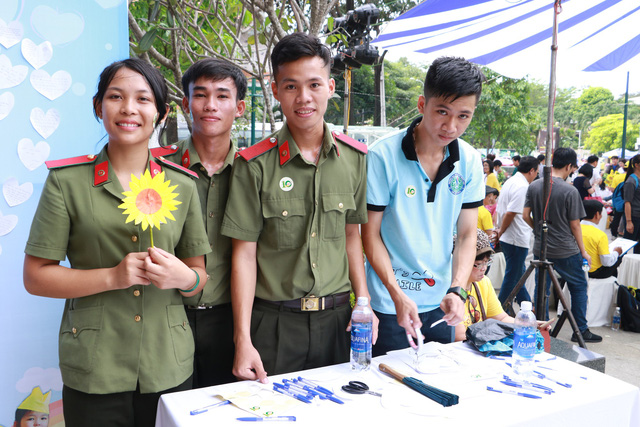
[17,387,50,414]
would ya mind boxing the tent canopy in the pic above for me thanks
[373,0,640,97]
[602,148,638,159]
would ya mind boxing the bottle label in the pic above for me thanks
[513,330,536,358]
[351,323,372,353]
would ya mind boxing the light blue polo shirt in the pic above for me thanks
[366,118,484,315]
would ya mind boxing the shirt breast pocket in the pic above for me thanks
[262,198,307,249]
[59,306,104,373]
[322,193,356,241]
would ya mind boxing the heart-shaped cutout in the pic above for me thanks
[30,6,84,45]
[18,138,51,171]
[0,55,28,90]
[31,69,72,100]
[30,108,61,139]
[0,92,14,120]
[3,177,33,207]
[21,39,53,70]
[0,18,23,49]
[0,209,18,237]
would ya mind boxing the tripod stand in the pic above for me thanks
[502,216,587,349]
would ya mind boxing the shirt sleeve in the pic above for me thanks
[174,180,211,259]
[25,170,70,261]
[506,182,526,214]
[479,277,504,319]
[220,158,264,242]
[623,178,636,203]
[347,152,368,224]
[567,187,586,221]
[366,148,390,209]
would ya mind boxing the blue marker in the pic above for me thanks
[189,399,231,415]
[237,416,297,422]
[486,386,542,399]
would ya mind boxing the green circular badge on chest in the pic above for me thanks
[405,185,417,197]
[279,177,294,191]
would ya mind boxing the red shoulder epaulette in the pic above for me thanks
[238,136,278,161]
[154,156,199,179]
[332,131,368,154]
[46,154,98,170]
[151,145,179,158]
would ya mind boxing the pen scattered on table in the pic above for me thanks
[237,416,297,422]
[271,377,344,405]
[500,379,553,395]
[189,399,231,415]
[486,386,542,399]
[533,370,572,388]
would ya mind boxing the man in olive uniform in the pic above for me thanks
[221,33,376,383]
[160,58,246,387]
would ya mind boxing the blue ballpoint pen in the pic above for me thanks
[533,370,572,388]
[500,380,552,395]
[503,375,555,393]
[486,386,542,399]
[189,399,232,415]
[297,377,334,395]
[273,386,313,404]
[237,416,297,422]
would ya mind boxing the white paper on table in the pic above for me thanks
[610,237,637,255]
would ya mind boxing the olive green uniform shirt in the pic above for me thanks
[221,122,367,301]
[164,137,235,306]
[25,146,210,394]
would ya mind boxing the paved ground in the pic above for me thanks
[549,307,640,387]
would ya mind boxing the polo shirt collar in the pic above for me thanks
[277,121,337,167]
[181,136,236,175]
[401,117,462,202]
[95,145,163,199]
[581,220,598,228]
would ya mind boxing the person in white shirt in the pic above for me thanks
[496,156,539,304]
[587,155,602,187]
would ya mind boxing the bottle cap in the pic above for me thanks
[357,296,369,306]
[520,301,532,311]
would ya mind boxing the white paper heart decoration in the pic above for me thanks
[0,55,28,90]
[0,92,14,120]
[0,209,18,237]
[3,177,33,207]
[30,108,60,139]
[18,138,50,170]
[21,39,53,70]
[0,19,23,49]
[30,69,72,100]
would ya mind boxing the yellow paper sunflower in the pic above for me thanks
[119,169,181,246]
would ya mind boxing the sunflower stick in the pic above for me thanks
[150,227,154,248]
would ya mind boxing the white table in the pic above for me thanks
[156,343,640,427]
[618,253,640,289]
[557,276,618,327]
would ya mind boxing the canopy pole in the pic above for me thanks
[622,71,629,160]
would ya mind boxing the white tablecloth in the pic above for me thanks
[557,276,618,327]
[486,251,506,290]
[618,253,640,289]
[156,343,640,427]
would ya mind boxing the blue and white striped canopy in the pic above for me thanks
[372,0,640,96]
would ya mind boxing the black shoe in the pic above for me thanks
[571,329,602,343]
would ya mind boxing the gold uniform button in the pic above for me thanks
[211,181,215,187]
[315,200,318,206]
[87,154,95,160]
[200,166,206,172]
[131,235,138,242]
[311,232,317,238]
[282,210,288,217]
[338,202,344,209]
[183,321,187,327]
[133,289,140,297]
[72,327,77,334]
[134,315,142,322]
[312,262,317,269]
[209,211,214,218]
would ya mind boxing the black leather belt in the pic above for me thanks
[186,303,231,310]
[255,291,351,311]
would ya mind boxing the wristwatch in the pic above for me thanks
[446,286,469,302]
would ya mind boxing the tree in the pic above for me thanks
[571,87,620,132]
[584,114,639,154]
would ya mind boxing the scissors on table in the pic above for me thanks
[341,381,382,396]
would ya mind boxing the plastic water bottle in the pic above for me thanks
[582,258,590,273]
[512,301,538,378]
[612,307,621,331]
[351,297,373,371]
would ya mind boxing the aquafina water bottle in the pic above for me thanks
[512,301,538,378]
[351,297,373,371]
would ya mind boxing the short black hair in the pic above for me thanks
[537,154,545,161]
[493,159,502,167]
[611,155,619,160]
[552,147,577,169]
[485,185,499,197]
[583,199,604,219]
[423,56,485,103]
[182,58,247,101]
[512,155,521,162]
[578,163,594,179]
[587,155,599,164]
[483,159,494,173]
[93,58,168,128]
[270,33,331,81]
[517,155,539,174]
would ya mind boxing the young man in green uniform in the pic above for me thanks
[221,33,376,383]
[160,58,246,387]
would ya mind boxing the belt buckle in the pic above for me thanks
[301,295,324,311]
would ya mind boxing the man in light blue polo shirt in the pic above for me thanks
[362,57,485,356]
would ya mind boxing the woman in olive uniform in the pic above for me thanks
[23,59,210,426]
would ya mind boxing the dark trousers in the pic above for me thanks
[611,210,623,238]
[588,257,623,279]
[186,304,236,387]
[62,377,192,427]
[251,301,351,376]
[372,308,454,357]
[623,216,640,254]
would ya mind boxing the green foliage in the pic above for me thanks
[572,87,620,132]
[584,114,639,154]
